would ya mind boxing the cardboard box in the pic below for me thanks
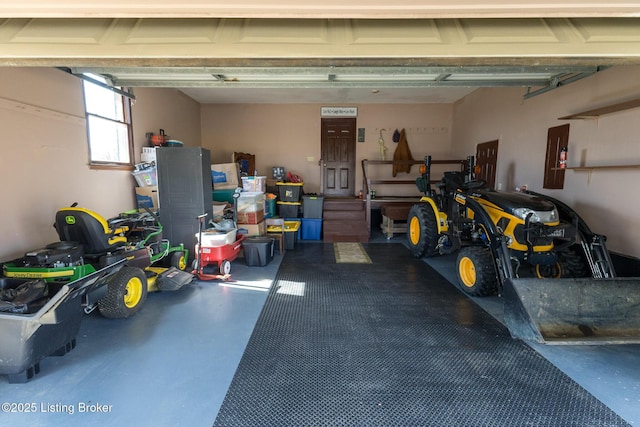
[211,163,240,190]
[135,186,158,211]
[237,221,266,237]
[237,209,265,225]
[141,147,156,163]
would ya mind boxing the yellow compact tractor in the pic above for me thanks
[407,155,640,344]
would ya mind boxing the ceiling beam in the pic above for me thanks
[69,65,602,76]
[1,1,640,19]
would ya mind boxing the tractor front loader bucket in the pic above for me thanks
[503,277,640,345]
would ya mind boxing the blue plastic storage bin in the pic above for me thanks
[301,218,322,240]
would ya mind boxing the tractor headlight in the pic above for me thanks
[513,207,558,224]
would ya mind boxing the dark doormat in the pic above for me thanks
[214,243,629,427]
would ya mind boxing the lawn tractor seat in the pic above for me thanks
[54,207,129,255]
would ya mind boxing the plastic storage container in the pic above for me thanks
[277,201,301,218]
[132,166,157,187]
[284,221,300,250]
[277,182,303,202]
[237,192,265,224]
[301,218,323,240]
[213,189,236,203]
[243,237,274,266]
[264,194,277,219]
[302,195,325,218]
[267,220,300,250]
[285,218,302,239]
[241,176,267,192]
[195,229,237,247]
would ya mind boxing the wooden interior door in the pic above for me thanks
[543,124,569,189]
[321,118,356,197]
[476,139,499,189]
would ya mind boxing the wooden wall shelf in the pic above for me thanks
[559,98,640,120]
[552,165,640,171]
[568,165,640,171]
[552,164,640,183]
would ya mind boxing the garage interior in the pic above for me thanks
[1,1,640,426]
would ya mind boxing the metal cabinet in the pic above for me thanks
[157,147,213,262]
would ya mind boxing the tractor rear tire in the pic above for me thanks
[456,246,498,296]
[407,203,439,258]
[98,266,148,319]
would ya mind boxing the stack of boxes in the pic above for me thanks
[301,195,324,240]
[133,150,159,210]
[236,191,266,236]
[276,182,304,218]
[236,176,267,237]
[211,163,241,203]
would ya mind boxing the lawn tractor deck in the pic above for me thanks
[0,261,125,383]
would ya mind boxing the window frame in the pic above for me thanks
[81,74,135,170]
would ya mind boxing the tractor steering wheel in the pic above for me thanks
[463,180,487,190]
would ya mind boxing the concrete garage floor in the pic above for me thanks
[1,230,639,426]
[422,250,640,426]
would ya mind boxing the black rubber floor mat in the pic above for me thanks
[214,243,629,427]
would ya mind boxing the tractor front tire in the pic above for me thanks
[407,203,439,258]
[456,246,498,297]
[535,248,588,278]
[170,251,187,271]
[98,266,148,319]
[558,248,588,278]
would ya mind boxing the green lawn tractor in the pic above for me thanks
[2,205,192,319]
[407,155,640,344]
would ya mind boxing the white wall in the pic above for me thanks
[131,87,202,157]
[0,68,201,261]
[452,65,640,256]
[200,103,453,196]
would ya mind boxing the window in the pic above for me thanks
[82,74,133,168]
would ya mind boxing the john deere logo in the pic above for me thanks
[65,215,76,225]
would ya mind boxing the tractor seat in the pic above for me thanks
[54,207,129,255]
[442,172,466,193]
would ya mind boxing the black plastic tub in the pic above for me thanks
[0,262,123,383]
